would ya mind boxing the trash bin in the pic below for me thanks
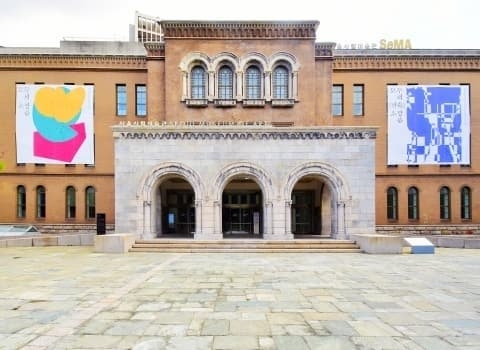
[96,213,106,235]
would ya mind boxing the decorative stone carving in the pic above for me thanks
[113,124,377,141]
[161,21,319,39]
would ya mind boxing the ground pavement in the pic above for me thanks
[0,247,479,349]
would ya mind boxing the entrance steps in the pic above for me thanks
[129,238,362,253]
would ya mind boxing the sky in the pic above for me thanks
[0,0,478,49]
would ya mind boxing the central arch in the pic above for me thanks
[212,162,274,237]
[137,162,204,239]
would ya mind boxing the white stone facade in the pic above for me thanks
[113,123,377,240]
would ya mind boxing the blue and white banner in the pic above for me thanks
[387,85,470,165]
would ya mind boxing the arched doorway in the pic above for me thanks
[137,162,204,239]
[157,176,195,237]
[284,162,350,239]
[222,176,263,237]
[290,176,333,237]
[213,162,273,238]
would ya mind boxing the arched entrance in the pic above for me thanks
[213,162,273,238]
[137,162,204,239]
[285,162,350,239]
[222,176,263,237]
[290,176,333,237]
[157,176,195,237]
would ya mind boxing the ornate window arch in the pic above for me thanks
[269,53,299,105]
[214,61,237,106]
[190,64,207,99]
[272,64,289,99]
[179,52,212,106]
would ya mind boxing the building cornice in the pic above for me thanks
[112,122,377,140]
[161,21,319,40]
[333,54,480,70]
[144,43,165,58]
[315,42,335,60]
[0,54,147,70]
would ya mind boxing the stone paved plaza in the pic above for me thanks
[0,247,479,349]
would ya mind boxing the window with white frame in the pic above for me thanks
[245,65,262,99]
[191,65,207,99]
[218,65,234,99]
[272,65,289,99]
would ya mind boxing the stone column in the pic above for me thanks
[141,200,155,239]
[336,201,347,239]
[208,70,215,100]
[194,199,202,238]
[292,71,298,100]
[264,70,271,101]
[284,200,293,239]
[182,71,188,100]
[236,71,243,100]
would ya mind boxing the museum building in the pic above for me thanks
[0,17,478,240]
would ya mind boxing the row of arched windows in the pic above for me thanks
[387,186,472,221]
[180,52,299,106]
[16,185,96,220]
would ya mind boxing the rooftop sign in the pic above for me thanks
[336,39,412,50]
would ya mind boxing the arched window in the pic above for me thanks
[386,187,398,220]
[272,65,289,99]
[85,186,96,219]
[36,185,46,218]
[218,65,234,99]
[17,185,26,218]
[461,186,472,220]
[245,65,262,99]
[190,65,207,99]
[408,187,419,220]
[440,186,451,220]
[66,186,76,219]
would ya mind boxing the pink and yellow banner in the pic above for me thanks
[16,84,94,164]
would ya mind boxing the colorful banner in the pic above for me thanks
[387,85,470,165]
[16,84,94,164]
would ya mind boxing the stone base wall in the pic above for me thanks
[34,224,115,235]
[377,224,480,236]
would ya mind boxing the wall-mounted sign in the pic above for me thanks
[336,39,412,50]
[16,84,95,164]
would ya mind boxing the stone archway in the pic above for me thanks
[284,162,351,239]
[212,162,274,237]
[136,162,204,239]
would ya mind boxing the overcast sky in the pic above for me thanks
[0,0,478,49]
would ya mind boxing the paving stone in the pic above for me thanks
[0,247,479,350]
[273,335,309,350]
[304,335,357,349]
[201,319,229,335]
[213,335,258,349]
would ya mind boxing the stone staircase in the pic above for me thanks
[129,238,362,253]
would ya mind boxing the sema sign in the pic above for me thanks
[336,39,412,50]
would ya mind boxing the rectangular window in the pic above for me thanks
[332,84,343,116]
[353,84,364,116]
[136,84,147,117]
[116,84,127,116]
